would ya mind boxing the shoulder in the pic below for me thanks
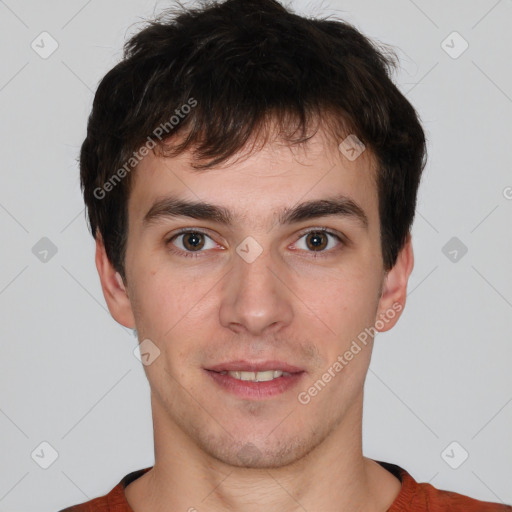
[58,496,108,511]
[58,467,152,512]
[376,460,512,512]
[406,483,512,511]
[58,487,120,512]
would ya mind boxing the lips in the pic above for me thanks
[206,360,304,374]
[205,363,306,399]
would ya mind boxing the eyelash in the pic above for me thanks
[165,228,345,259]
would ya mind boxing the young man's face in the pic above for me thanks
[97,127,412,469]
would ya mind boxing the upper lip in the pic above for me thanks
[206,360,304,373]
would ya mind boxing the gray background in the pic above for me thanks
[0,0,511,510]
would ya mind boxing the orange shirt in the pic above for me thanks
[59,460,512,511]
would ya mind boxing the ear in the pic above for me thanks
[95,232,136,329]
[375,233,414,332]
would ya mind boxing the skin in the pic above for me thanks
[96,126,414,512]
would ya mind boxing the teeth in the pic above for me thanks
[225,370,292,382]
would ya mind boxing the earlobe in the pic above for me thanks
[95,233,136,329]
[375,234,414,333]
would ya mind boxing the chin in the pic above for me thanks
[202,431,319,470]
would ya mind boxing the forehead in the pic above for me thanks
[127,129,379,232]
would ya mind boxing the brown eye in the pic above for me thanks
[181,232,206,251]
[167,230,217,257]
[305,231,329,251]
[293,229,343,255]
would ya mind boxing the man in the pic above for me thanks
[60,0,511,510]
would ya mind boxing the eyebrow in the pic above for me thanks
[142,194,369,230]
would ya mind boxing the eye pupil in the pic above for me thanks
[306,232,328,251]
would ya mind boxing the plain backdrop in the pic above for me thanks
[0,0,511,510]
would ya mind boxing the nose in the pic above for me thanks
[218,243,294,336]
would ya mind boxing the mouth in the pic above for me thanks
[204,361,306,400]
[212,369,293,382]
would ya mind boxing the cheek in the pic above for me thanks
[302,268,380,394]
[130,261,222,353]
[299,264,381,336]
[129,266,186,338]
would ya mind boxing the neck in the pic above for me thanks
[125,392,402,512]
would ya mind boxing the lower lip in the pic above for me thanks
[204,370,305,400]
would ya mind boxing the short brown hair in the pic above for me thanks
[80,0,427,281]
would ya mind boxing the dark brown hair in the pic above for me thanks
[80,0,427,281]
